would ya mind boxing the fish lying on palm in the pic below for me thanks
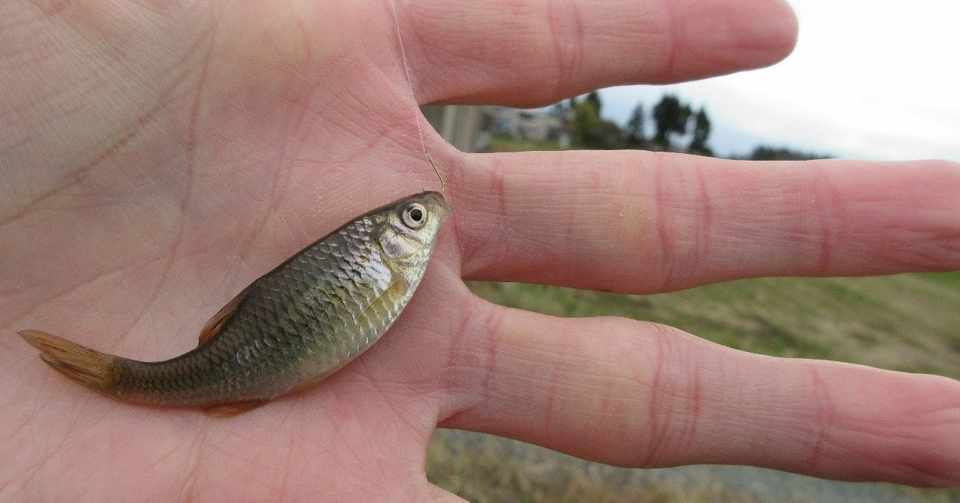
[19,191,448,415]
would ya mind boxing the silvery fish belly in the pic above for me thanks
[18,191,449,414]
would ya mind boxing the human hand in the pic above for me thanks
[2,0,958,501]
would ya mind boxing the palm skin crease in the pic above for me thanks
[2,1,959,501]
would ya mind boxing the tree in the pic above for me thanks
[586,91,602,117]
[688,108,713,156]
[594,119,623,149]
[572,100,624,148]
[572,99,602,147]
[749,146,829,160]
[652,95,691,149]
[625,103,646,147]
[572,95,622,149]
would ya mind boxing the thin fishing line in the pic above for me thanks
[389,0,445,193]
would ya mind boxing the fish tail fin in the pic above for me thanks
[18,330,116,391]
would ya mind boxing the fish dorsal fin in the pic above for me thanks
[198,287,249,346]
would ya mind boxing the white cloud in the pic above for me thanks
[601,0,960,161]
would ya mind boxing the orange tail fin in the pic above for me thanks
[18,330,116,391]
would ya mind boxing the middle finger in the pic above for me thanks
[451,151,960,292]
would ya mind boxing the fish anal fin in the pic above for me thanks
[203,400,267,417]
[198,287,248,346]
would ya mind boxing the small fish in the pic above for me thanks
[19,191,448,415]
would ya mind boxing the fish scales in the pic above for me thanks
[18,192,449,413]
[115,216,393,404]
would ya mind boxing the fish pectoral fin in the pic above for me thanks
[203,399,268,417]
[198,286,250,346]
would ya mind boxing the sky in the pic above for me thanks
[599,0,960,161]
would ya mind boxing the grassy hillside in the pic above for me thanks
[470,274,960,376]
[426,273,960,502]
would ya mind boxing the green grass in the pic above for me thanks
[467,274,960,376]
[920,271,960,290]
[426,272,960,501]
[486,134,568,152]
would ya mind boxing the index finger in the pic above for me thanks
[402,0,798,106]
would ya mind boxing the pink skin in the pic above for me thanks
[0,0,957,501]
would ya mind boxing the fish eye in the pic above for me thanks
[401,203,427,229]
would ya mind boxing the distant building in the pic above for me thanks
[490,107,570,146]
[423,105,570,153]
[422,105,493,153]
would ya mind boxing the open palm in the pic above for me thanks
[2,0,959,500]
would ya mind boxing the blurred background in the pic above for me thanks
[421,1,960,501]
